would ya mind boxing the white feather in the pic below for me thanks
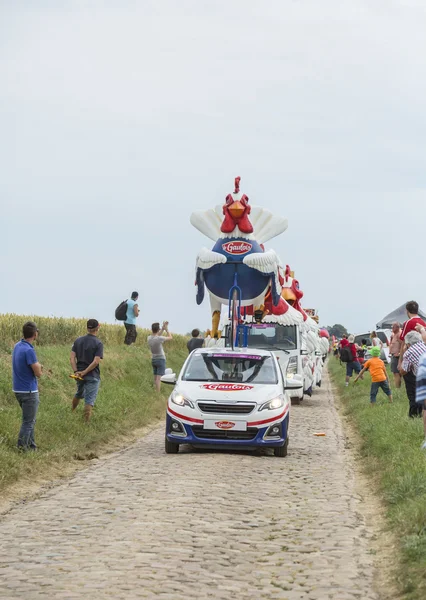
[190,209,223,241]
[190,204,288,243]
[243,249,279,273]
[263,304,304,326]
[195,247,226,271]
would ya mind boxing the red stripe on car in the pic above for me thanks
[247,406,289,427]
[167,406,204,424]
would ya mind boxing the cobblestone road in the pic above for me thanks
[0,371,378,599]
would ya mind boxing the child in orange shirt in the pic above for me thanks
[354,346,393,404]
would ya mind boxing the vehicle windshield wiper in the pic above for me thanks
[183,378,217,382]
[267,346,291,354]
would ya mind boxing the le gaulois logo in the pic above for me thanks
[222,241,252,255]
[200,383,254,391]
[215,421,236,430]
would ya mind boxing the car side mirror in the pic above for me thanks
[161,373,177,385]
[300,349,308,355]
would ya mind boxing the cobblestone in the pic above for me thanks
[0,370,378,599]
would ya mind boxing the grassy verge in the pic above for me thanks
[328,358,426,599]
[0,315,188,494]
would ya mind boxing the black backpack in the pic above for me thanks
[340,346,353,363]
[115,300,128,321]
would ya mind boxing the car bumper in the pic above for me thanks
[165,408,289,448]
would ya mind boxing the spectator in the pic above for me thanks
[415,353,426,451]
[398,300,426,370]
[124,291,140,345]
[12,321,42,451]
[399,331,426,418]
[389,322,403,388]
[148,321,173,392]
[70,319,104,422]
[187,329,204,353]
[344,334,362,386]
[354,346,392,404]
[357,339,368,363]
[370,331,383,351]
[339,334,348,348]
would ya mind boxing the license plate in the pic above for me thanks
[203,420,247,431]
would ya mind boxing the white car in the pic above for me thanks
[162,347,300,457]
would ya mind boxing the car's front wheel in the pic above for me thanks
[165,437,179,454]
[274,438,288,457]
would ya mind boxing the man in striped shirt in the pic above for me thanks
[415,353,426,451]
[400,331,426,418]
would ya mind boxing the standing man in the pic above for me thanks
[70,319,104,422]
[12,321,42,451]
[399,331,426,418]
[398,301,426,371]
[389,322,402,388]
[124,291,140,345]
[148,321,173,392]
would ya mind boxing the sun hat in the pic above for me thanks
[370,346,381,357]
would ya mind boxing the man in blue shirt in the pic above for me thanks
[124,291,140,345]
[12,321,42,450]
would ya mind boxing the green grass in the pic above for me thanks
[328,358,426,599]
[0,315,188,493]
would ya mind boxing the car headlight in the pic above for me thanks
[259,395,285,411]
[286,356,298,377]
[171,392,194,409]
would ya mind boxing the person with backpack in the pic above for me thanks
[115,292,140,345]
[341,334,363,386]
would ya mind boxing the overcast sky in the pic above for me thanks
[1,0,426,336]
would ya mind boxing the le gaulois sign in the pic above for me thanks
[222,241,252,255]
[200,383,254,391]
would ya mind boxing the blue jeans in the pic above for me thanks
[15,392,39,450]
[370,380,391,403]
[75,377,100,406]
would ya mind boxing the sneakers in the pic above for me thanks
[421,440,426,451]
[345,382,349,387]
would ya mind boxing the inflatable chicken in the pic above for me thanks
[280,267,321,395]
[191,177,289,336]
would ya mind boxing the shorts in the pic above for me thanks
[390,356,400,374]
[152,358,166,376]
[346,361,362,377]
[75,377,100,406]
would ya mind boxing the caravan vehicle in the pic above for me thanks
[162,347,301,456]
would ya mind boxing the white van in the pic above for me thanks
[226,322,306,403]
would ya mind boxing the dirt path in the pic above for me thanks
[0,371,379,599]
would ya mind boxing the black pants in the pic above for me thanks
[403,371,423,418]
[124,323,137,345]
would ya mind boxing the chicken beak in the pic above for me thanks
[282,287,297,302]
[228,200,245,219]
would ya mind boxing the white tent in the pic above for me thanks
[376,303,426,329]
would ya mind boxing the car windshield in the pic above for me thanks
[182,353,278,384]
[243,324,297,350]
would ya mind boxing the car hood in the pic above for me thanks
[174,381,283,404]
